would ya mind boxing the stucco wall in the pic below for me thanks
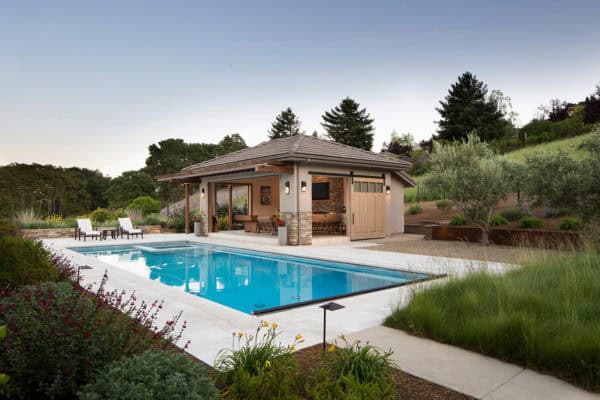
[390,174,405,234]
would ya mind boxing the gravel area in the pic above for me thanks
[297,344,475,400]
[364,237,554,264]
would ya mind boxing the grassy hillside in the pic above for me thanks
[404,132,594,203]
[504,132,592,163]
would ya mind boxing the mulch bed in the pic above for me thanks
[296,344,475,400]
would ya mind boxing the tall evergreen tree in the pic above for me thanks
[268,107,302,139]
[321,97,374,150]
[436,72,506,142]
[584,85,600,124]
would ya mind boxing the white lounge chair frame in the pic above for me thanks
[76,218,100,241]
[118,218,144,239]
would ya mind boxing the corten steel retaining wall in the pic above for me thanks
[426,224,583,249]
[22,225,164,239]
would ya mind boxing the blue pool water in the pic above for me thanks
[70,241,429,314]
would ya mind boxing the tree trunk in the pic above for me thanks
[480,228,489,246]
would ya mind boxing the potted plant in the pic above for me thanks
[193,212,207,237]
[277,218,287,245]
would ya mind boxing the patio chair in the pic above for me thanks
[76,218,100,241]
[257,216,277,235]
[118,217,144,239]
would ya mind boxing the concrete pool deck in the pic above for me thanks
[45,233,512,365]
[43,233,599,399]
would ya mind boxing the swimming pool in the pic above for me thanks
[70,241,432,314]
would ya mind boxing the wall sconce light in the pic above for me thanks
[284,181,290,194]
[386,185,391,195]
[301,181,307,192]
[201,188,205,199]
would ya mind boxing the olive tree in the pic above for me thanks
[426,133,513,244]
[524,126,600,218]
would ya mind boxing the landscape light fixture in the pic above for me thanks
[319,301,345,350]
[301,181,307,192]
[201,188,206,199]
[284,181,290,195]
[386,185,391,195]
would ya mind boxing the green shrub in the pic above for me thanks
[306,339,396,400]
[500,206,530,222]
[90,208,111,223]
[141,213,162,226]
[0,235,58,289]
[216,215,229,230]
[519,216,544,229]
[0,280,188,399]
[489,215,508,227]
[127,196,161,216]
[435,199,453,212]
[0,219,19,237]
[215,323,303,400]
[167,207,191,233]
[407,204,423,215]
[559,217,583,231]
[78,351,218,400]
[384,253,600,392]
[449,215,467,226]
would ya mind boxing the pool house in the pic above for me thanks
[158,135,415,245]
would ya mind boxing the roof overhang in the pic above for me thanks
[393,171,417,187]
[157,154,412,183]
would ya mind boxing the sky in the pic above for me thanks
[1,0,599,177]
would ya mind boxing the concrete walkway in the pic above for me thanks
[344,326,600,400]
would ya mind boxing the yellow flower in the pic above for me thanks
[271,322,278,329]
[291,344,296,351]
[262,321,269,328]
[295,333,304,342]
[264,360,271,369]
[237,332,244,338]
[327,344,336,353]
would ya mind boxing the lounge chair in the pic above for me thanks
[76,218,100,241]
[118,217,144,239]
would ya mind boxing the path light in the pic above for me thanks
[284,181,290,194]
[319,301,345,350]
[301,181,307,192]
[77,264,93,283]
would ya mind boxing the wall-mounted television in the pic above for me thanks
[312,182,330,200]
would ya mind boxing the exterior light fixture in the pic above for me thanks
[301,181,307,192]
[319,301,345,350]
[386,185,391,195]
[284,181,290,194]
[201,188,206,199]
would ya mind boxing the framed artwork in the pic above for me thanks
[260,186,271,205]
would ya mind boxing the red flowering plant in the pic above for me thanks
[0,272,189,399]
[277,218,286,227]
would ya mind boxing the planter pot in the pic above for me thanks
[194,222,207,237]
[278,226,287,245]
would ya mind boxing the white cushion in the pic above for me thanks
[118,217,134,231]
[77,218,94,233]
[125,229,142,234]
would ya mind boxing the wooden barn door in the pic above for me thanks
[350,178,385,240]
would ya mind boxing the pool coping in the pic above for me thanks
[252,272,444,315]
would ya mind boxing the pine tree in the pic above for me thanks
[321,97,375,150]
[268,107,302,139]
[584,85,600,124]
[436,72,506,142]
